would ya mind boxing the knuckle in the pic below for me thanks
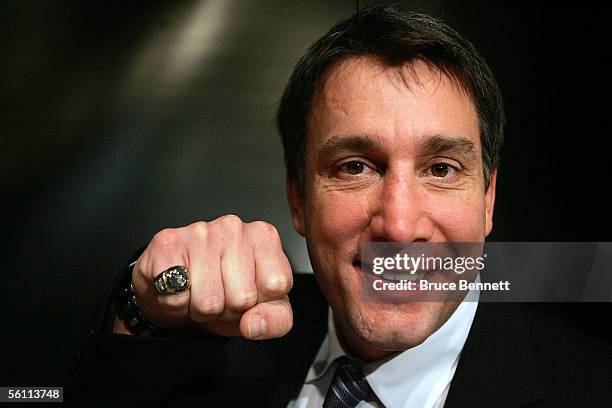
[152,228,181,248]
[219,214,243,228]
[251,220,278,235]
[265,273,292,295]
[190,296,224,321]
[189,221,209,240]
[228,291,257,312]
[219,214,244,242]
[158,293,188,316]
[250,221,281,242]
[213,215,244,239]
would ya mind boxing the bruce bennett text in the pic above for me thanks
[372,279,511,291]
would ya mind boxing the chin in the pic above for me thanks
[315,260,460,358]
[340,299,454,357]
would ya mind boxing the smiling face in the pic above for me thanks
[287,56,497,361]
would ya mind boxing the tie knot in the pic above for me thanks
[323,357,374,408]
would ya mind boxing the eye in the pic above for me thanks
[424,162,461,181]
[340,160,366,175]
[431,163,451,177]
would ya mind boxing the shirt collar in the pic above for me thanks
[304,307,348,382]
[305,282,480,408]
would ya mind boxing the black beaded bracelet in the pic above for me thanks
[116,278,163,337]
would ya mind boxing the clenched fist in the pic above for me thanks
[114,215,294,340]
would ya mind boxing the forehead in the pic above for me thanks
[308,56,479,152]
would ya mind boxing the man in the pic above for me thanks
[70,5,610,407]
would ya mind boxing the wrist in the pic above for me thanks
[113,315,133,335]
[115,264,164,337]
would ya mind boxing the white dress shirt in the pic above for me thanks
[290,287,479,408]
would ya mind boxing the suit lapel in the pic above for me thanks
[445,303,545,408]
[224,273,329,407]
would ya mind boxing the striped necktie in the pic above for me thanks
[323,357,374,408]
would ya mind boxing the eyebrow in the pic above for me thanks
[418,135,477,161]
[318,135,383,159]
[317,134,477,161]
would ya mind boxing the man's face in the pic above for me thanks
[288,56,496,360]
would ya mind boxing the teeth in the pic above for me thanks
[382,271,423,281]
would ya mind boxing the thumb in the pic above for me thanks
[239,296,293,340]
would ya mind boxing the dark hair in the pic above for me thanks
[276,4,504,194]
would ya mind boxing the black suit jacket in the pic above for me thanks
[69,260,611,407]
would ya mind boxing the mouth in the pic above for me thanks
[350,243,478,303]
[353,258,431,282]
[352,258,424,303]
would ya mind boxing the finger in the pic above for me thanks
[239,296,293,340]
[150,257,191,323]
[133,229,191,327]
[219,230,257,317]
[187,226,225,323]
[247,222,293,302]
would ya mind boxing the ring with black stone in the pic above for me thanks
[153,265,190,295]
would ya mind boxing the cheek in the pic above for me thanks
[304,188,371,307]
[429,194,486,240]
[307,189,369,245]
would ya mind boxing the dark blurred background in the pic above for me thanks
[2,1,611,387]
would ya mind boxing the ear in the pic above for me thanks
[484,169,497,237]
[286,171,306,237]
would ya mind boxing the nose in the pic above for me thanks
[368,171,435,242]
